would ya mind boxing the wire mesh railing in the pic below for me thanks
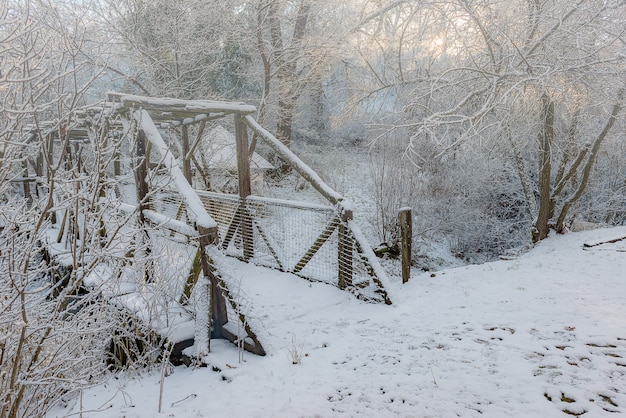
[193,191,389,303]
[105,93,390,310]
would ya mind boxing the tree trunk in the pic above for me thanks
[268,0,311,150]
[506,125,536,219]
[555,91,623,232]
[533,93,554,243]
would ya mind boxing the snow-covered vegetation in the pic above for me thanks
[1,0,625,417]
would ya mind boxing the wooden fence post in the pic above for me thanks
[45,133,57,224]
[399,207,412,284]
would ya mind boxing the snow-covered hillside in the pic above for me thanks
[50,227,626,418]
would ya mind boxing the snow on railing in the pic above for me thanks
[243,114,393,304]
[109,92,257,115]
[117,202,198,237]
[243,115,344,206]
[134,109,217,230]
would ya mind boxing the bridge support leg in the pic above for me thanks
[338,210,354,290]
[197,226,228,338]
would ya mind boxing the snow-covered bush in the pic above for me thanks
[367,130,531,265]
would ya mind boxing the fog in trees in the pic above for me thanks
[1,0,625,414]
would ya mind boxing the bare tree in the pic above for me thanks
[96,0,255,100]
[0,1,146,416]
[254,0,314,148]
[345,0,626,249]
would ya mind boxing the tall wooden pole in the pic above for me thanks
[197,226,227,338]
[181,125,193,184]
[134,129,152,218]
[399,207,412,284]
[235,114,254,260]
[134,129,153,283]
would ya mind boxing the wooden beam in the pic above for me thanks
[181,125,192,184]
[338,210,354,289]
[134,109,216,230]
[243,115,344,206]
[235,115,254,260]
[294,217,340,274]
[197,226,228,338]
[108,92,257,115]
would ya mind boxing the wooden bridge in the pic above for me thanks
[27,93,393,360]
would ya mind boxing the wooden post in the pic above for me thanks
[197,226,228,338]
[63,133,73,172]
[134,129,152,218]
[338,209,353,289]
[399,207,412,284]
[134,129,153,283]
[100,118,120,177]
[181,125,193,185]
[35,151,43,199]
[235,114,254,260]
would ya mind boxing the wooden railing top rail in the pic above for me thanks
[107,92,257,120]
[243,114,345,207]
[196,190,336,213]
[134,109,218,230]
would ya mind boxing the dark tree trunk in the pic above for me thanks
[533,93,554,243]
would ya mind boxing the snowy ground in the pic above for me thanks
[50,226,626,418]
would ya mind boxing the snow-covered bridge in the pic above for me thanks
[36,93,392,362]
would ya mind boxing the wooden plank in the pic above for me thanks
[235,116,254,260]
[338,210,353,290]
[197,227,228,338]
[253,219,285,270]
[243,115,344,206]
[181,125,192,184]
[179,248,202,305]
[108,92,257,115]
[293,217,340,274]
